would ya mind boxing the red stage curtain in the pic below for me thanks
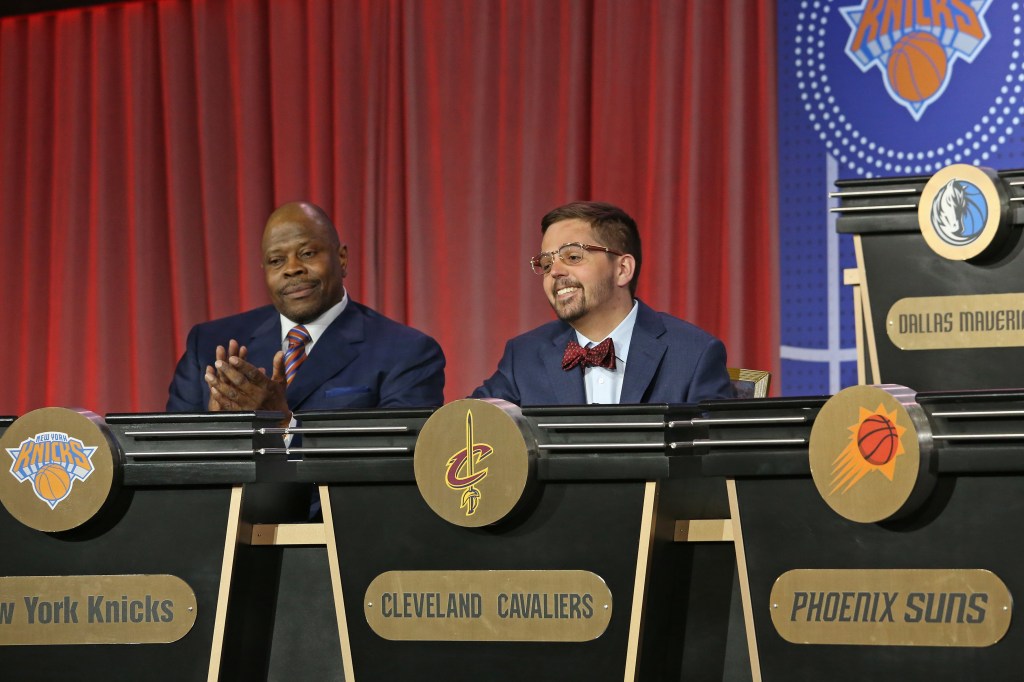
[0,0,778,414]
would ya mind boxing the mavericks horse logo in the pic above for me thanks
[840,0,993,120]
[930,177,987,246]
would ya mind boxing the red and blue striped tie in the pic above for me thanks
[284,325,311,385]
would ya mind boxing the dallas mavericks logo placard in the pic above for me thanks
[6,431,96,509]
[918,164,1007,260]
[840,0,993,120]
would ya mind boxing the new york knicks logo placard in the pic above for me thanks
[840,0,993,121]
[809,385,936,523]
[0,408,122,532]
[918,164,1009,260]
[7,431,96,509]
[415,399,535,528]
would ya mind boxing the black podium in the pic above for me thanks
[699,388,1024,681]
[0,410,304,681]
[833,164,1024,389]
[292,402,747,682]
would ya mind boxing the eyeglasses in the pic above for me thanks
[529,242,624,275]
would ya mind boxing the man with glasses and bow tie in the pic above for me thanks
[472,201,732,405]
[166,201,445,418]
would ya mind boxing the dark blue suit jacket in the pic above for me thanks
[167,300,446,412]
[471,300,733,405]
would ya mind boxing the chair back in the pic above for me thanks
[728,368,771,399]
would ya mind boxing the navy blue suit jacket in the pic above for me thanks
[167,300,445,412]
[471,300,733,405]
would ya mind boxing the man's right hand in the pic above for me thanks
[205,341,291,422]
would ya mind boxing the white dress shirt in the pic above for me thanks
[574,300,638,404]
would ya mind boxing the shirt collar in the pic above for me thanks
[575,300,638,367]
[279,289,348,349]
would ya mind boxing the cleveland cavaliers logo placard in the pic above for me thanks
[0,408,123,532]
[809,385,936,523]
[415,399,535,528]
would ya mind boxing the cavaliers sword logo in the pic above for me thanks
[444,410,492,516]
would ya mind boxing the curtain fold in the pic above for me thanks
[0,0,778,414]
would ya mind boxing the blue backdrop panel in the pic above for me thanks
[777,0,1024,395]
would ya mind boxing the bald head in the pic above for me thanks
[261,201,348,324]
[262,201,340,251]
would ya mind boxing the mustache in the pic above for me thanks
[551,277,582,295]
[279,279,319,295]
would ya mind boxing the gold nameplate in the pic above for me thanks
[887,293,1024,350]
[770,569,1012,647]
[364,570,612,642]
[0,574,197,645]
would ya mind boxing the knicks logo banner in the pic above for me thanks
[6,431,96,510]
[809,385,936,523]
[841,0,993,120]
[415,399,534,528]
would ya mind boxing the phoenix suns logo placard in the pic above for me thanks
[0,408,123,532]
[415,399,534,528]
[809,385,936,523]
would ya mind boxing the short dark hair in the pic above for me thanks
[540,201,642,295]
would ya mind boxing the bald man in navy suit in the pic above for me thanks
[167,201,445,416]
[472,201,731,406]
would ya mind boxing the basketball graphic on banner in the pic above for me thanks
[886,32,947,104]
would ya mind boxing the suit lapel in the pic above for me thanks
[620,302,667,404]
[286,303,364,409]
[246,313,282,376]
[543,325,587,405]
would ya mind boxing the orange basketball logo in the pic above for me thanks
[856,414,899,465]
[887,32,947,104]
[6,431,97,509]
[841,0,992,119]
[831,404,907,494]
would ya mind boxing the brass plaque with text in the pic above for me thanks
[887,292,1024,350]
[364,570,612,642]
[0,574,197,645]
[770,569,1012,647]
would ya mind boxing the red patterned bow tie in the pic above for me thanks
[562,338,616,371]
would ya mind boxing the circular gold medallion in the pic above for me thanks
[809,385,934,523]
[0,407,123,532]
[415,399,535,528]
[917,164,1008,261]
